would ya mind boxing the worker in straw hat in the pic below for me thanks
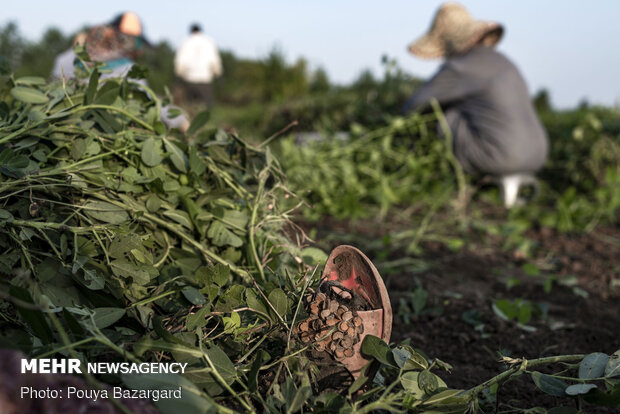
[51,12,189,131]
[404,3,548,206]
[51,12,150,80]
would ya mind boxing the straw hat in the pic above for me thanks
[408,2,504,59]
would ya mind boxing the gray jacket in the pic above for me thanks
[405,46,548,175]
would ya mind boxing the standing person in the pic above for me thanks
[404,3,548,207]
[174,23,223,109]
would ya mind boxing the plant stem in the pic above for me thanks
[0,121,45,145]
[128,290,176,308]
[196,331,254,412]
[248,170,267,282]
[10,219,108,233]
[286,267,316,351]
[69,104,154,131]
[465,354,586,399]
[430,99,467,210]
[36,337,97,358]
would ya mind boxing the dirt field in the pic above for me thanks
[305,216,619,410]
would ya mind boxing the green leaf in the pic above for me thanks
[286,383,312,414]
[245,289,269,318]
[152,120,165,134]
[522,263,540,276]
[198,264,230,287]
[493,299,518,321]
[392,346,412,368]
[202,286,219,303]
[404,350,429,371]
[92,307,125,329]
[182,286,206,306]
[214,285,244,312]
[220,209,249,229]
[15,76,46,86]
[11,86,49,104]
[29,108,46,121]
[0,209,14,226]
[401,371,425,398]
[517,303,532,325]
[0,149,30,178]
[418,369,439,394]
[268,288,288,319]
[145,195,161,212]
[186,306,211,331]
[579,353,610,379]
[565,383,597,396]
[188,145,206,175]
[221,247,241,264]
[349,361,372,394]
[207,221,243,247]
[203,344,236,395]
[83,201,129,224]
[583,384,620,407]
[141,137,163,167]
[109,258,133,278]
[434,358,454,373]
[164,139,189,173]
[84,69,100,105]
[163,209,193,229]
[412,286,428,315]
[187,110,210,135]
[301,247,327,265]
[122,373,214,414]
[361,335,394,366]
[94,80,120,105]
[531,371,568,396]
[9,285,53,345]
[605,350,620,377]
[83,268,105,290]
[62,308,85,336]
[71,138,86,160]
[109,234,143,259]
[127,64,149,79]
[249,350,270,392]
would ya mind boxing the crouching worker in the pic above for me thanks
[51,12,189,132]
[403,3,548,207]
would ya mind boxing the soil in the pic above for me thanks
[303,215,620,412]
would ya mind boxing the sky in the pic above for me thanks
[2,0,619,108]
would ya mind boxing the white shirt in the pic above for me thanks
[174,33,223,83]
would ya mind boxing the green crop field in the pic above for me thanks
[0,21,619,414]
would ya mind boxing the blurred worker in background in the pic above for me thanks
[51,12,149,81]
[404,2,548,207]
[174,23,223,109]
[50,12,189,131]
